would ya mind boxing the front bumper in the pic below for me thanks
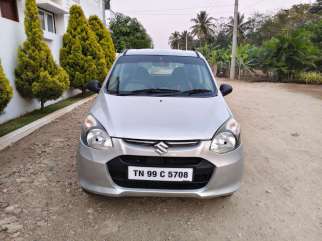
[77,138,243,198]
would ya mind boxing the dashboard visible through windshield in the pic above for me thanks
[107,55,217,97]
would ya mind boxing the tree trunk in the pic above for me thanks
[41,100,45,111]
[82,86,86,96]
[212,64,217,76]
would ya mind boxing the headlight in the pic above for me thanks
[81,114,113,150]
[210,118,240,154]
[86,128,113,149]
[83,114,97,130]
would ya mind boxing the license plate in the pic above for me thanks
[128,166,193,182]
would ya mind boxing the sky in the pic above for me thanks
[111,0,313,49]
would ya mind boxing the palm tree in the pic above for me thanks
[226,12,251,42]
[180,31,193,50]
[191,11,215,45]
[168,31,181,49]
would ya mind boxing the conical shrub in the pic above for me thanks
[60,5,107,93]
[89,15,116,71]
[0,60,13,113]
[15,0,69,110]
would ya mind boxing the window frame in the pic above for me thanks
[0,0,19,22]
[38,8,56,34]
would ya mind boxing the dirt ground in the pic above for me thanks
[0,81,321,241]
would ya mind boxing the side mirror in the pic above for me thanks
[87,80,101,93]
[219,84,233,96]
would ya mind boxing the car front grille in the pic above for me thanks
[107,155,215,190]
[123,139,200,148]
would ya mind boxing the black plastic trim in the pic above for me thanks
[107,156,215,190]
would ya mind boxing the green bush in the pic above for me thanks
[296,72,322,84]
[60,5,107,94]
[15,0,69,110]
[256,30,318,81]
[0,61,13,113]
[88,15,116,71]
[197,44,217,66]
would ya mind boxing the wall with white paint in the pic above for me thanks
[0,0,103,124]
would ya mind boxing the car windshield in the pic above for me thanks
[107,55,217,97]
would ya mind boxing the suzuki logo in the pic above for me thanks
[154,141,168,155]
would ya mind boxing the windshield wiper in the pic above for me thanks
[117,88,214,96]
[119,88,180,96]
[179,89,213,96]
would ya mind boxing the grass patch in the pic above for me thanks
[0,92,93,137]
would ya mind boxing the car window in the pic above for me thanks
[107,55,217,97]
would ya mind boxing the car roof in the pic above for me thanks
[124,49,199,57]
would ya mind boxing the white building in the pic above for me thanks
[0,0,104,124]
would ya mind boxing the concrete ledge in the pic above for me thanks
[0,95,96,151]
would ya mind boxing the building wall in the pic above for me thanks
[0,0,103,124]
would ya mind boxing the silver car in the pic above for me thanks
[77,49,243,198]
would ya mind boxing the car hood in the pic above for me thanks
[91,93,231,140]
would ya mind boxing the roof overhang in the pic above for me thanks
[37,0,68,14]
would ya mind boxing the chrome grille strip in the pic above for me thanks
[166,141,199,146]
[123,139,157,145]
[123,139,200,147]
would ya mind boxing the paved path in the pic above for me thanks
[0,81,321,241]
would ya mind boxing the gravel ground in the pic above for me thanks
[0,81,321,241]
